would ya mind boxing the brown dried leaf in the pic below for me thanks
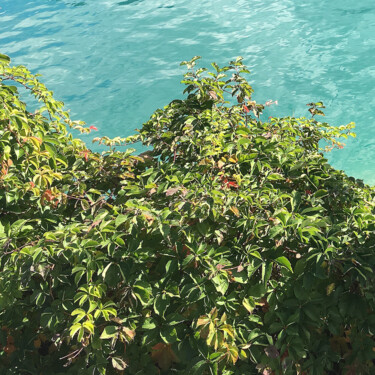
[264,345,279,359]
[165,187,180,196]
[209,90,217,100]
[148,188,157,196]
[143,213,154,224]
[196,317,210,327]
[151,343,179,370]
[122,327,136,341]
[217,160,225,169]
[275,238,284,248]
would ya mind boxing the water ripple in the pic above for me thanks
[1,0,375,182]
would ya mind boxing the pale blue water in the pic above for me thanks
[1,0,375,182]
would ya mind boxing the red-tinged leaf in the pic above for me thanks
[243,105,250,113]
[182,244,191,256]
[228,181,239,188]
[220,176,239,189]
[89,126,98,131]
[80,150,90,161]
[281,349,289,361]
[43,189,54,202]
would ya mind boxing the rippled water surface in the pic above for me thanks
[1,0,375,182]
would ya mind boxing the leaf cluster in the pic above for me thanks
[1,53,375,375]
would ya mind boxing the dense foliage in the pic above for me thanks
[1,52,375,375]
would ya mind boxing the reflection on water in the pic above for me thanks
[69,2,86,7]
[118,0,143,6]
[1,0,375,182]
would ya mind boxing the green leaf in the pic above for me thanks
[243,297,255,313]
[100,326,118,339]
[114,236,125,246]
[70,323,82,338]
[83,240,99,248]
[133,280,153,305]
[238,137,251,147]
[0,53,10,64]
[275,256,293,273]
[267,173,284,180]
[247,328,262,341]
[269,225,284,238]
[115,215,128,227]
[165,312,185,326]
[40,312,59,329]
[212,274,229,295]
[83,321,95,334]
[160,325,178,344]
[142,318,157,330]
[154,294,169,317]
[191,360,208,375]
[35,292,46,306]
[81,199,90,210]
[314,189,328,198]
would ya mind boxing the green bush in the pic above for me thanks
[1,52,375,375]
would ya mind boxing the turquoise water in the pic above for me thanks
[1,0,375,182]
